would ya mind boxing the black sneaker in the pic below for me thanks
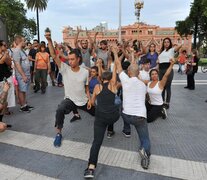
[122,130,131,138]
[107,131,115,138]
[161,107,167,119]
[19,106,31,113]
[34,88,40,93]
[26,105,34,110]
[84,168,94,179]
[41,89,46,94]
[138,148,150,170]
[70,115,81,123]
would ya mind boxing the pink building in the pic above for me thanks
[62,23,192,53]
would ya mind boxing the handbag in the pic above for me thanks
[186,64,193,75]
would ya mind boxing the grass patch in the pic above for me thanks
[198,58,207,66]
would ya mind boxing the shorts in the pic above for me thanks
[16,75,30,93]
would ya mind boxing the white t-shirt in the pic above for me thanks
[147,81,163,105]
[158,48,175,63]
[139,70,150,81]
[119,71,146,118]
[60,62,89,106]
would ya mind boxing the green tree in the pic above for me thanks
[25,0,48,42]
[176,0,207,49]
[0,0,36,42]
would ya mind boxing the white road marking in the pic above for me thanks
[0,130,207,180]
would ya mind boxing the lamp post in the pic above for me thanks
[118,0,122,43]
[134,0,144,47]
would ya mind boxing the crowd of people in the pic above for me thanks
[0,28,201,179]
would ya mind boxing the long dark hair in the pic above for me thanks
[149,69,159,81]
[160,37,172,53]
[148,43,156,53]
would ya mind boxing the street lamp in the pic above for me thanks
[134,0,144,23]
[118,0,122,43]
[134,0,144,45]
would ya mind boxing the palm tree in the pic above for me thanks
[25,0,48,42]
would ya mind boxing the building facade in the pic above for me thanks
[63,23,192,53]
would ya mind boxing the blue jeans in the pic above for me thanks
[121,113,151,155]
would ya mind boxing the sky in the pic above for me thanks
[21,0,193,42]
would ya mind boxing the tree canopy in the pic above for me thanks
[175,0,207,49]
[0,0,36,42]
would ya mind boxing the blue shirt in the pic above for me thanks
[89,77,99,94]
[146,52,158,69]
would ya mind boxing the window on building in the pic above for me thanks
[148,29,153,35]
[121,31,126,35]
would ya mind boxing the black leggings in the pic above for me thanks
[88,110,120,167]
[146,101,163,123]
[159,68,174,103]
[55,98,95,129]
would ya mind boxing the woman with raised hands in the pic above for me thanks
[84,46,121,179]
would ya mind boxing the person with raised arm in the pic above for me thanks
[84,47,120,179]
[115,49,151,170]
[74,27,97,68]
[146,58,176,123]
[158,37,182,109]
[45,30,95,147]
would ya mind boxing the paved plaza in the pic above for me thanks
[0,67,207,180]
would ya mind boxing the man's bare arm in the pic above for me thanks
[74,27,81,49]
[45,32,61,68]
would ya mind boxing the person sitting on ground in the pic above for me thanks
[45,30,95,147]
[146,58,176,123]
[84,47,121,179]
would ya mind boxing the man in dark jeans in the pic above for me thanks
[45,32,95,147]
[115,56,151,170]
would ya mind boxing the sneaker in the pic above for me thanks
[107,131,115,138]
[122,130,131,138]
[34,88,40,93]
[19,106,31,113]
[26,105,34,111]
[161,107,167,119]
[84,168,94,179]
[41,89,46,94]
[138,148,150,170]
[70,115,81,123]
[53,133,62,147]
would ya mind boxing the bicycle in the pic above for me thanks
[201,63,207,73]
